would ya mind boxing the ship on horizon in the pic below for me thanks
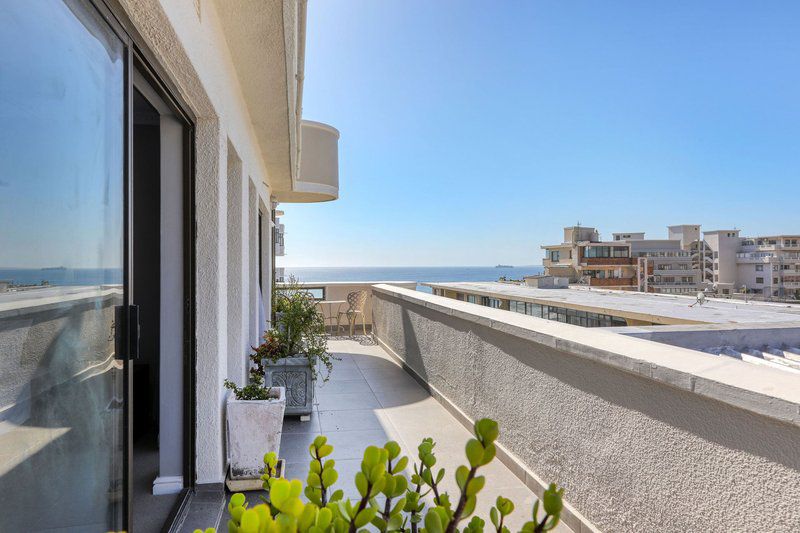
[495,264,513,268]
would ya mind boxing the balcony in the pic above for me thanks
[274,223,286,256]
[588,276,636,287]
[737,252,800,263]
[274,120,340,203]
[580,257,635,266]
[364,284,800,532]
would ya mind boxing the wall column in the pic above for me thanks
[225,144,248,386]
[248,178,260,347]
[194,118,228,485]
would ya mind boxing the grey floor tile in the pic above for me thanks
[359,365,409,379]
[316,391,381,412]
[316,378,373,396]
[373,384,430,408]
[324,429,398,459]
[283,460,312,481]
[318,408,384,432]
[280,431,322,463]
[325,367,366,382]
[352,354,399,369]
[362,370,420,390]
[282,411,322,434]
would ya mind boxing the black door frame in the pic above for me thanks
[87,0,198,529]
[130,52,198,530]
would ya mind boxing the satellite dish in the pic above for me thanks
[689,291,706,307]
[697,292,706,304]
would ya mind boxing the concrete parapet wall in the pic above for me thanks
[371,284,800,532]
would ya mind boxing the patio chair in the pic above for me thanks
[337,290,368,337]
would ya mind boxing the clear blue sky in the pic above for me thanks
[282,0,800,267]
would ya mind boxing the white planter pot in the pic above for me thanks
[226,386,286,480]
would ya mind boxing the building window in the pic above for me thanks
[756,277,764,284]
[548,250,560,262]
[586,246,628,259]
[481,296,503,309]
[755,265,764,271]
[466,295,478,304]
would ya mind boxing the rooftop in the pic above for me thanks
[422,281,800,326]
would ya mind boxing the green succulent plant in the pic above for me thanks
[224,374,274,401]
[195,418,564,533]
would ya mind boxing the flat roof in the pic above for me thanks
[423,281,800,326]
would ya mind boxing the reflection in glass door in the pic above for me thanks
[0,1,127,530]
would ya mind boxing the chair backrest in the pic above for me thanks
[346,290,368,312]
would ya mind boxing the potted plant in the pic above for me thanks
[224,374,286,490]
[197,418,568,533]
[257,279,334,418]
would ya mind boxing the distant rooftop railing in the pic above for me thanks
[636,251,692,258]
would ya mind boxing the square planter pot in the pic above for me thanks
[226,386,286,481]
[264,356,315,416]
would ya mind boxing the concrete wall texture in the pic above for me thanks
[372,287,800,532]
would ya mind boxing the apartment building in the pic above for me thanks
[734,235,800,299]
[543,224,800,300]
[542,225,705,294]
[542,225,636,289]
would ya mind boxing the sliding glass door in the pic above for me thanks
[0,1,127,530]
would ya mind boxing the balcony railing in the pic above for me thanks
[637,251,692,258]
[588,276,636,286]
[737,252,800,262]
[581,257,635,266]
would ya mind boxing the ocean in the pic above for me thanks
[0,266,545,292]
[0,268,123,287]
[283,266,544,292]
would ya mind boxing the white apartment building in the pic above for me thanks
[703,230,800,299]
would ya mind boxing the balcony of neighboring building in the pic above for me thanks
[274,222,286,256]
[588,276,636,287]
[542,257,573,268]
[651,265,697,275]
[737,252,800,263]
[273,120,340,203]
[580,257,636,266]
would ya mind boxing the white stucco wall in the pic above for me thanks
[116,0,292,485]
[372,285,800,532]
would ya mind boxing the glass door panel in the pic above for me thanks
[0,1,126,530]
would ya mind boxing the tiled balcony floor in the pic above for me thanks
[219,338,571,532]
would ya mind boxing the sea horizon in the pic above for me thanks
[282,265,545,292]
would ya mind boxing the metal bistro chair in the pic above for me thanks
[337,290,368,337]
